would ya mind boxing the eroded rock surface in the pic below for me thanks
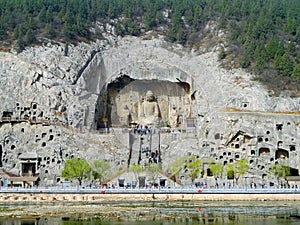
[0,33,299,186]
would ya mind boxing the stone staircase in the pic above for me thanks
[128,133,141,166]
[128,129,162,167]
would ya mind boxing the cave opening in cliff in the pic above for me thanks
[21,162,37,176]
[290,167,299,176]
[259,147,270,156]
[275,149,289,159]
[96,75,193,129]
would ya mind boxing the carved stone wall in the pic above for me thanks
[103,79,192,128]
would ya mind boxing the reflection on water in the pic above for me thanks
[1,201,300,225]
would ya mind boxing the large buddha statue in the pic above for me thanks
[138,90,160,126]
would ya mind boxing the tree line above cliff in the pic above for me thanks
[0,0,299,92]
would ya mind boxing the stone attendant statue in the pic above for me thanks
[169,105,178,127]
[138,90,160,125]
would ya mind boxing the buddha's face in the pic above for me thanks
[146,91,155,101]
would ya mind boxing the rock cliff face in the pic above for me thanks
[0,32,300,186]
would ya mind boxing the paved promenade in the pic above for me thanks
[0,187,300,202]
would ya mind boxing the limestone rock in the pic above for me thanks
[0,33,299,186]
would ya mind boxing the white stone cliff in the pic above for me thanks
[0,32,299,186]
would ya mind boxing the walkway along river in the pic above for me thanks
[0,187,300,201]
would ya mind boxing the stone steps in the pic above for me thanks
[130,134,141,165]
[127,130,162,167]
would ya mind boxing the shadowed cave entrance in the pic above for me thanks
[96,75,194,129]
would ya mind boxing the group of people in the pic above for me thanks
[148,150,159,163]
[133,123,152,135]
[131,122,160,164]
[141,146,159,163]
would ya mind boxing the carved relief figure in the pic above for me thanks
[138,90,160,125]
[169,105,178,127]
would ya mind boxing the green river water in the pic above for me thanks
[0,201,300,225]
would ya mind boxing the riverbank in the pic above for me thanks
[2,200,300,222]
[0,192,300,202]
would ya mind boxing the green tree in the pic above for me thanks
[219,16,227,29]
[0,28,6,40]
[45,23,56,38]
[24,29,36,45]
[166,25,177,43]
[16,38,25,52]
[90,160,110,184]
[62,23,74,40]
[269,163,291,186]
[26,17,37,30]
[254,44,267,73]
[125,18,140,36]
[129,163,143,184]
[176,26,187,45]
[61,158,91,186]
[144,9,157,30]
[2,10,15,30]
[287,42,296,56]
[13,24,25,40]
[191,6,203,31]
[167,155,188,182]
[166,12,185,44]
[229,21,241,41]
[74,14,88,36]
[243,37,257,58]
[146,162,162,186]
[274,53,294,76]
[292,63,300,78]
[296,52,300,64]
[218,46,226,60]
[115,23,126,36]
[46,7,54,23]
[226,163,235,180]
[234,158,249,185]
[265,38,284,60]
[240,53,251,68]
[226,159,249,186]
[38,6,47,23]
[209,159,223,178]
[108,1,116,18]
[185,155,202,185]
[296,27,300,44]
[285,17,297,35]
